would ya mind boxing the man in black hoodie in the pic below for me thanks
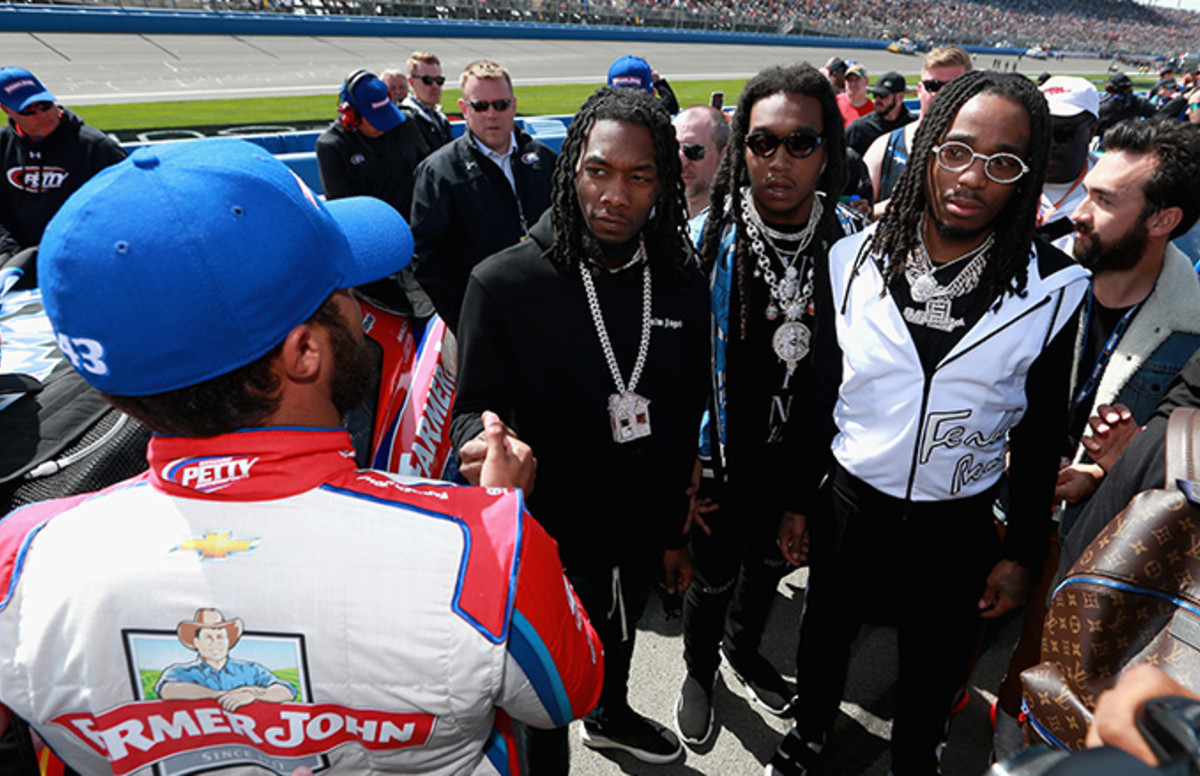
[0,67,125,273]
[450,87,709,770]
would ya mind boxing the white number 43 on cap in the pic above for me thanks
[57,334,109,376]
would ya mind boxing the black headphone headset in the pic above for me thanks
[338,69,374,130]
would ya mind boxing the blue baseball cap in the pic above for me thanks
[607,55,654,92]
[39,138,413,396]
[348,74,404,132]
[0,67,56,112]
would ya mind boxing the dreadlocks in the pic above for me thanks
[698,64,847,339]
[544,86,693,273]
[866,70,1050,304]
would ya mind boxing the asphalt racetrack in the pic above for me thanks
[1,32,1116,105]
[1,30,1111,775]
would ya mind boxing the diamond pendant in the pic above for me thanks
[772,320,811,376]
[608,391,652,443]
[910,273,938,303]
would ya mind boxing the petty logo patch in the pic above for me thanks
[7,165,69,192]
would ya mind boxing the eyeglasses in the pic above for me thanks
[681,143,707,162]
[745,130,822,159]
[931,141,1029,184]
[1051,119,1092,144]
[921,78,950,94]
[18,101,54,116]
[419,75,446,86]
[466,99,512,113]
[1190,102,1200,111]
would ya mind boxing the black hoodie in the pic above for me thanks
[0,108,126,258]
[450,211,710,568]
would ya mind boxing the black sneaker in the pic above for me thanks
[674,673,715,747]
[722,648,796,716]
[580,706,683,764]
[764,727,823,776]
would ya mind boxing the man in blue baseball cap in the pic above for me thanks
[607,55,680,115]
[0,137,603,774]
[0,66,125,276]
[316,69,434,323]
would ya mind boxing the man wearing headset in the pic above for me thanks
[316,69,434,321]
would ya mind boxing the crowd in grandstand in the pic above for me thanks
[37,0,1200,55]
[614,0,1200,55]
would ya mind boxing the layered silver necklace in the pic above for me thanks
[902,225,993,333]
[580,239,653,444]
[740,187,823,377]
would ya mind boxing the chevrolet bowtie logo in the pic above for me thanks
[174,532,259,560]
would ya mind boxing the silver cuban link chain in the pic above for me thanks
[580,239,654,443]
[903,224,993,333]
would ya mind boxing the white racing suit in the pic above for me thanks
[0,427,602,775]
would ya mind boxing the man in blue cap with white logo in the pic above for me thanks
[607,55,680,116]
[0,66,125,277]
[0,138,602,774]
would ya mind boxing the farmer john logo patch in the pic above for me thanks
[52,608,434,775]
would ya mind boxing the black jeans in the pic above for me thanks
[682,488,789,686]
[793,464,1000,776]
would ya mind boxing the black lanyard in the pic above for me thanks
[1072,288,1143,410]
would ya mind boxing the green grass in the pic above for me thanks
[74,79,753,132]
[138,667,301,701]
[71,73,1156,133]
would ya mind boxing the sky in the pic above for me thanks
[1139,0,1200,14]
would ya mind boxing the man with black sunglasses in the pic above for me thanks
[864,46,972,218]
[679,64,866,750]
[410,59,555,332]
[1036,76,1099,249]
[0,67,125,272]
[673,105,729,219]
[402,51,453,152]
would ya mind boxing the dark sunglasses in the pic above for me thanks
[467,98,512,113]
[18,101,54,116]
[921,78,949,94]
[419,75,446,86]
[681,143,707,162]
[1051,119,1092,144]
[745,130,822,159]
[1190,102,1200,111]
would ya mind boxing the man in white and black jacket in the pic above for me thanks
[767,71,1090,776]
[409,59,555,333]
[0,67,125,271]
[450,87,709,770]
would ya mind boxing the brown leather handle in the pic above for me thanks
[1165,407,1200,485]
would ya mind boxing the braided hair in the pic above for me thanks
[698,64,847,339]
[544,86,693,274]
[865,70,1050,304]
